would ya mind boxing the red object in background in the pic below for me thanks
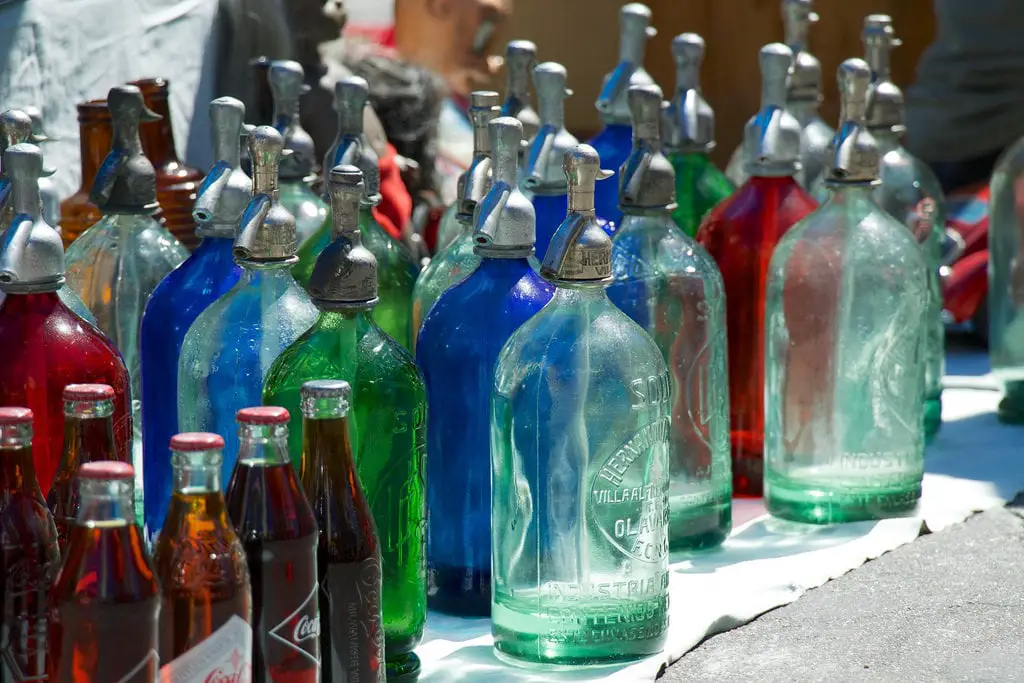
[374,142,413,240]
[697,176,818,497]
[0,294,131,496]
[942,182,990,329]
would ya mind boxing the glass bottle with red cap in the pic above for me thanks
[0,407,60,682]
[696,44,818,496]
[0,145,132,496]
[155,432,253,681]
[47,383,122,552]
[226,406,319,683]
[48,461,161,682]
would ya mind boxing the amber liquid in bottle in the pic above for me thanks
[59,101,110,246]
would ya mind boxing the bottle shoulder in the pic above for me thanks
[612,217,722,285]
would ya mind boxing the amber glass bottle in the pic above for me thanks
[59,101,109,247]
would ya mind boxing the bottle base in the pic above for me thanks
[427,565,492,616]
[385,651,421,682]
[924,395,942,443]
[765,471,921,524]
[669,502,731,552]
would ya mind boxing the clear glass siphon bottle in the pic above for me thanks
[0,108,60,232]
[412,91,500,340]
[264,165,426,680]
[0,407,60,683]
[589,3,657,227]
[299,381,385,683]
[764,59,928,524]
[224,407,320,682]
[609,84,732,551]
[48,462,161,682]
[154,432,254,681]
[662,34,734,237]
[419,117,554,617]
[696,43,818,497]
[0,144,132,497]
[47,384,122,553]
[141,97,250,541]
[269,60,328,249]
[491,144,670,665]
[726,0,833,189]
[178,126,318,480]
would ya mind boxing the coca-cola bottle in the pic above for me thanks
[0,407,60,682]
[225,407,319,683]
[47,383,122,553]
[154,432,253,683]
[299,380,384,683]
[48,461,160,682]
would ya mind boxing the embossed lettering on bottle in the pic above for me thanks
[323,555,385,682]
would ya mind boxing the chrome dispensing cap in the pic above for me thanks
[193,97,252,238]
[541,144,614,284]
[825,58,879,185]
[620,84,675,212]
[89,85,161,214]
[595,3,657,124]
[473,117,535,256]
[234,126,297,261]
[0,110,32,157]
[742,44,802,177]
[300,379,352,419]
[269,60,316,179]
[324,76,381,206]
[308,164,379,309]
[0,144,64,293]
[457,91,501,222]
[502,40,540,142]
[665,33,714,152]
[863,15,905,134]
[22,106,50,144]
[524,62,578,194]
[782,0,822,103]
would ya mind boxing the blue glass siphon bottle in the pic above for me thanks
[177,126,318,481]
[589,2,657,227]
[418,117,554,616]
[491,143,670,665]
[608,84,732,550]
[140,97,250,539]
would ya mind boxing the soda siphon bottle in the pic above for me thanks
[0,144,131,495]
[263,165,426,681]
[418,117,554,616]
[0,109,61,233]
[726,0,833,189]
[608,84,731,550]
[140,97,250,540]
[589,2,657,228]
[64,85,189,507]
[269,60,328,249]
[764,59,928,523]
[861,15,946,441]
[501,40,540,173]
[491,144,670,665]
[22,106,61,230]
[663,34,734,237]
[178,126,318,480]
[696,44,818,497]
[411,91,500,341]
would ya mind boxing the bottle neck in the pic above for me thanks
[114,124,145,156]
[0,423,39,495]
[273,99,300,129]
[214,131,242,168]
[508,67,531,103]
[138,89,178,167]
[237,423,291,466]
[330,191,361,239]
[302,414,357,475]
[172,448,222,494]
[77,106,113,193]
[538,97,566,131]
[62,406,116,472]
[77,477,134,526]
[12,175,41,217]
[871,129,902,153]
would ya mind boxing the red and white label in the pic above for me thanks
[159,616,253,683]
[267,587,321,667]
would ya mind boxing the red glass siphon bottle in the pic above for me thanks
[48,461,161,682]
[696,43,818,496]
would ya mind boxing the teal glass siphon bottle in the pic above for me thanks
[609,84,731,550]
[412,91,500,341]
[178,126,318,480]
[269,60,328,249]
[263,165,426,681]
[764,59,928,524]
[491,144,670,665]
[662,34,734,236]
[64,86,188,518]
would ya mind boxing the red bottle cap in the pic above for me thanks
[63,383,116,401]
[0,407,32,424]
[236,406,290,425]
[170,432,225,452]
[79,461,135,480]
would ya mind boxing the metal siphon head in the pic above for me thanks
[0,143,64,293]
[473,117,535,255]
[825,58,880,184]
[620,84,676,212]
[595,3,657,124]
[742,43,802,177]
[269,60,316,179]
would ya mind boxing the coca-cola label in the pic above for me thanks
[159,615,253,683]
[322,555,385,682]
[267,586,321,667]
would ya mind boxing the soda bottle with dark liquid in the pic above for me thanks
[226,407,320,683]
[48,461,160,682]
[0,407,60,682]
[154,432,253,682]
[47,383,122,553]
[300,380,384,683]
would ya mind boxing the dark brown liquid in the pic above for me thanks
[60,101,110,246]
